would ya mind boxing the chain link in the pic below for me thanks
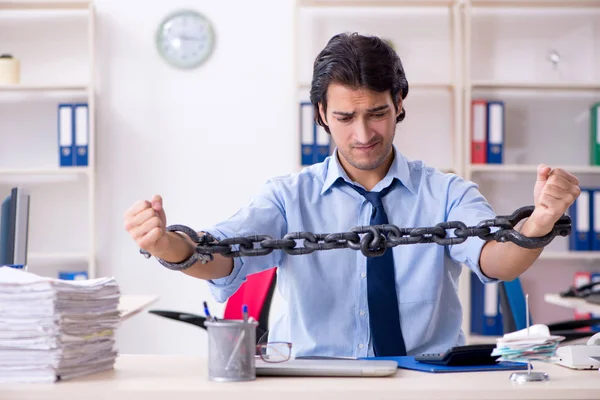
[140,205,571,261]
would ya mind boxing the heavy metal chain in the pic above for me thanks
[140,205,571,261]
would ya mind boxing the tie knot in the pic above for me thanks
[361,190,385,209]
[346,182,392,209]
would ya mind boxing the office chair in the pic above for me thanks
[148,267,277,343]
[499,277,600,343]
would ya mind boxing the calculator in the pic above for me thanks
[414,344,499,366]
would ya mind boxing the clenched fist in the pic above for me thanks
[527,164,581,237]
[123,194,169,256]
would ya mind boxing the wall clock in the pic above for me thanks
[156,9,215,69]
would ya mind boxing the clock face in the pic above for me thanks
[156,10,215,69]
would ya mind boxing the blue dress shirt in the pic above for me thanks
[205,146,498,358]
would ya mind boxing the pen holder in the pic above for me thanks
[205,319,258,382]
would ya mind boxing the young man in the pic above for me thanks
[124,33,580,358]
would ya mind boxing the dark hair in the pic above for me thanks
[310,32,409,134]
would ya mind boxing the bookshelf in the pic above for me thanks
[295,0,600,344]
[0,1,97,278]
[462,0,600,341]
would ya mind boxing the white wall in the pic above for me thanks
[94,0,295,355]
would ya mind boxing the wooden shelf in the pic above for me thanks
[299,82,455,90]
[539,251,600,260]
[0,1,90,10]
[298,0,454,7]
[0,84,89,92]
[0,167,90,176]
[544,293,600,315]
[298,0,600,7]
[471,0,600,8]
[471,81,600,91]
[469,164,600,174]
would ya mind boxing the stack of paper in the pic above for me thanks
[0,266,120,383]
[492,324,565,363]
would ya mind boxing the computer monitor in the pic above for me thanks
[0,187,30,266]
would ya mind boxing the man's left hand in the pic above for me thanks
[525,164,581,237]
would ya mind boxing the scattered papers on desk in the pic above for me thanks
[491,324,565,363]
[0,267,120,383]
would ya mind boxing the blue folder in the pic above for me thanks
[362,356,528,373]
[486,101,504,164]
[470,271,503,336]
[569,188,592,251]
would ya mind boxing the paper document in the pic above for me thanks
[492,324,565,363]
[0,267,121,383]
[118,294,159,321]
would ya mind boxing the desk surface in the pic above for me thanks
[3,355,600,400]
[544,293,600,315]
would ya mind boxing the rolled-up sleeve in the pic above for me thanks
[445,175,499,284]
[203,179,286,302]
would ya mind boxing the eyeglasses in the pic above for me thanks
[256,341,292,363]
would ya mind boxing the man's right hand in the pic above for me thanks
[124,195,234,280]
[123,194,169,256]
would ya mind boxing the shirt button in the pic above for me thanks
[358,344,365,349]
[359,310,366,316]
[360,272,366,279]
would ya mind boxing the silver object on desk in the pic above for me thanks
[510,369,549,383]
[555,332,600,370]
[205,319,258,382]
[509,294,550,383]
[255,358,398,377]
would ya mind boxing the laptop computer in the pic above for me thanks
[255,358,398,377]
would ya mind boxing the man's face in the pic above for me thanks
[319,83,401,171]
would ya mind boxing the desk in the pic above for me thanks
[3,355,599,400]
[544,293,600,315]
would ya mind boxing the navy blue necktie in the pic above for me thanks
[347,182,407,356]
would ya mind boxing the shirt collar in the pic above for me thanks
[320,145,416,195]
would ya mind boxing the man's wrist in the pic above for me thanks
[519,217,551,238]
[153,228,212,270]
[147,232,183,262]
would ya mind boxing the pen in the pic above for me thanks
[242,304,248,324]
[203,301,215,322]
[225,304,250,371]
